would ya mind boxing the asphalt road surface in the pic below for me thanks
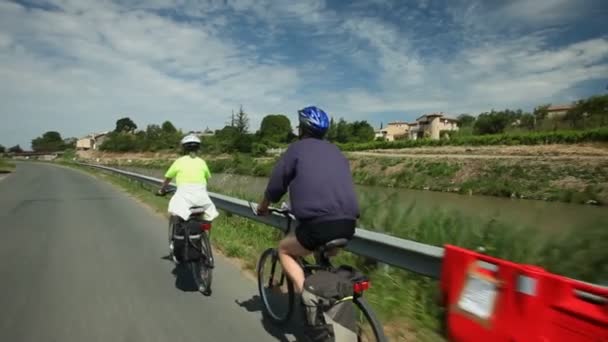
[0,162,301,342]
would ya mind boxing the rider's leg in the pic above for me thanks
[278,234,311,294]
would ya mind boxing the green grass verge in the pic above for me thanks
[98,150,608,205]
[0,158,15,173]
[351,157,608,205]
[60,161,608,341]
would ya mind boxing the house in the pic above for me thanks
[409,113,459,140]
[375,121,410,141]
[546,104,574,119]
[189,127,215,137]
[76,131,109,151]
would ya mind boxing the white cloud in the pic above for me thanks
[0,0,607,148]
[0,0,304,146]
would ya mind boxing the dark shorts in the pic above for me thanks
[295,219,356,251]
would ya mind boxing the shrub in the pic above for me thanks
[337,127,608,151]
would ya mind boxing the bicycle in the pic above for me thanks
[157,187,214,296]
[250,202,387,342]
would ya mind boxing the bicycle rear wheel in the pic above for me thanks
[257,248,294,323]
[192,232,213,296]
[354,296,387,342]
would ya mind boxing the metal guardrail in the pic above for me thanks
[80,163,445,278]
[78,162,608,295]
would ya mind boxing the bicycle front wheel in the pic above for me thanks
[257,248,294,324]
[354,296,388,342]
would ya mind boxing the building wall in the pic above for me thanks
[547,110,568,119]
[381,122,409,141]
[430,117,442,140]
[76,138,93,150]
[93,135,107,150]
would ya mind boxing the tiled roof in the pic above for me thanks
[547,104,574,111]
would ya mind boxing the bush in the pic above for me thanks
[251,143,268,157]
[337,127,608,151]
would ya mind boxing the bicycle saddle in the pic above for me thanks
[189,206,207,214]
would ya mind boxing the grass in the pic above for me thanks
[353,157,608,204]
[60,161,608,341]
[0,158,15,173]
[105,154,608,205]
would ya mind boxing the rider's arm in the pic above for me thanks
[160,178,172,192]
[161,159,179,191]
[264,145,297,204]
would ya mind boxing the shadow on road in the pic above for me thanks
[161,255,199,292]
[236,295,307,342]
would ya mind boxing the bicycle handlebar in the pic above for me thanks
[155,187,176,196]
[248,201,291,217]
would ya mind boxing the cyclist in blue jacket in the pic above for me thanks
[257,106,360,293]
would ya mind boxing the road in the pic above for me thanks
[0,163,299,342]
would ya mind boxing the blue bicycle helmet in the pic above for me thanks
[298,106,330,138]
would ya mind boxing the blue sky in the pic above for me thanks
[1,0,607,149]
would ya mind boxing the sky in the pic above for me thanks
[1,0,607,149]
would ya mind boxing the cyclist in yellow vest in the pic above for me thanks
[158,134,219,223]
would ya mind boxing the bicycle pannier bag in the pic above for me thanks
[301,270,357,342]
[172,221,203,262]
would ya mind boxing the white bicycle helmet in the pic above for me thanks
[181,134,201,152]
[181,134,201,145]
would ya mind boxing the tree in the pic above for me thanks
[161,121,177,134]
[0,145,5,153]
[564,102,585,129]
[335,118,352,143]
[99,132,137,152]
[326,118,337,142]
[259,114,292,142]
[457,114,475,127]
[519,114,536,130]
[235,106,249,134]
[142,124,162,151]
[533,104,550,121]
[234,134,254,153]
[8,145,23,153]
[473,110,512,135]
[350,121,375,143]
[579,94,608,126]
[31,131,65,152]
[114,117,137,133]
[63,137,77,149]
[215,125,240,152]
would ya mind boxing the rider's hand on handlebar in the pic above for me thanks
[256,201,270,216]
[256,205,270,216]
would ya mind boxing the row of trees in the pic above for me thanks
[100,118,183,152]
[456,94,608,135]
[0,145,24,153]
[31,131,75,152]
[1,131,75,154]
[201,109,375,154]
[100,107,376,155]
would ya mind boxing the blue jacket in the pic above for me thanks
[265,138,360,223]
